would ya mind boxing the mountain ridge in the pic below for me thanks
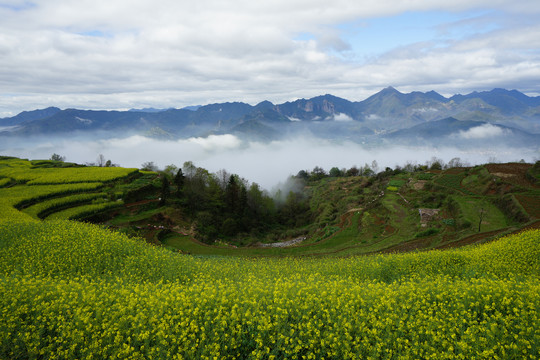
[1,88,539,145]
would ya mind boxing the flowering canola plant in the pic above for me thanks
[0,218,539,360]
[0,158,137,184]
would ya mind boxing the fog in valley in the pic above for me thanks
[2,134,537,190]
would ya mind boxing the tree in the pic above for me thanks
[174,168,185,198]
[329,167,343,177]
[346,166,359,177]
[403,161,416,173]
[215,169,231,189]
[361,163,374,177]
[182,161,197,179]
[225,175,240,214]
[160,175,170,206]
[50,153,65,162]
[163,164,178,178]
[311,166,326,180]
[478,204,487,232]
[295,170,310,181]
[141,161,158,172]
[428,157,444,171]
[371,160,379,174]
[97,154,106,167]
[447,157,463,169]
[105,160,112,167]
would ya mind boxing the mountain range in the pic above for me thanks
[1,87,540,147]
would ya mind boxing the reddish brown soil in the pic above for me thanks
[486,163,537,189]
[515,194,540,219]
[435,228,508,250]
[124,199,160,208]
[377,236,434,254]
[436,220,540,250]
[383,225,396,236]
[443,168,468,175]
[485,162,531,175]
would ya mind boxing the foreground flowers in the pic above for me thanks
[0,220,538,359]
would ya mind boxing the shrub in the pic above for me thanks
[415,228,440,238]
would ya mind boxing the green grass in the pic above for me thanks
[453,196,508,232]
[0,178,11,188]
[416,173,434,180]
[388,179,406,188]
[435,174,475,195]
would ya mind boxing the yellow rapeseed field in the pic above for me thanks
[0,158,137,184]
[0,219,538,359]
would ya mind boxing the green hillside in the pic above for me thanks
[1,156,539,256]
[0,156,539,358]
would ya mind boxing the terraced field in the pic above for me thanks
[0,157,138,222]
[0,157,539,359]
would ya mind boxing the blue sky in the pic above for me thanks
[341,10,498,57]
[0,0,540,116]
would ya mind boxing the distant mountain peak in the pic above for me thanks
[380,86,401,94]
[255,100,274,110]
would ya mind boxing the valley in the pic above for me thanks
[2,156,539,257]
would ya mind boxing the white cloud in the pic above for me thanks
[458,124,509,139]
[366,114,380,120]
[333,113,354,122]
[288,116,302,122]
[187,134,243,151]
[0,0,540,115]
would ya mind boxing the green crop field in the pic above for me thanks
[23,192,108,219]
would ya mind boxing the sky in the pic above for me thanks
[1,0,540,117]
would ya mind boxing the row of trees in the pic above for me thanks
[50,154,118,167]
[295,157,473,181]
[158,162,311,243]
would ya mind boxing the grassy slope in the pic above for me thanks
[1,158,539,257]
[158,164,539,256]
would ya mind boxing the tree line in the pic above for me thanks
[157,161,310,244]
[293,157,472,182]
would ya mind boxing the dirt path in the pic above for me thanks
[259,237,307,248]
[124,199,160,208]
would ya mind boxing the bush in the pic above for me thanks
[123,183,158,203]
[415,228,440,238]
[493,194,530,223]
[442,219,455,226]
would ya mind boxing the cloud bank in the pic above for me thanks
[458,124,510,139]
[2,134,536,190]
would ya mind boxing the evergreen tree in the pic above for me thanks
[160,175,170,206]
[225,175,240,214]
[174,168,185,198]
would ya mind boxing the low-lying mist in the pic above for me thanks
[2,134,538,190]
